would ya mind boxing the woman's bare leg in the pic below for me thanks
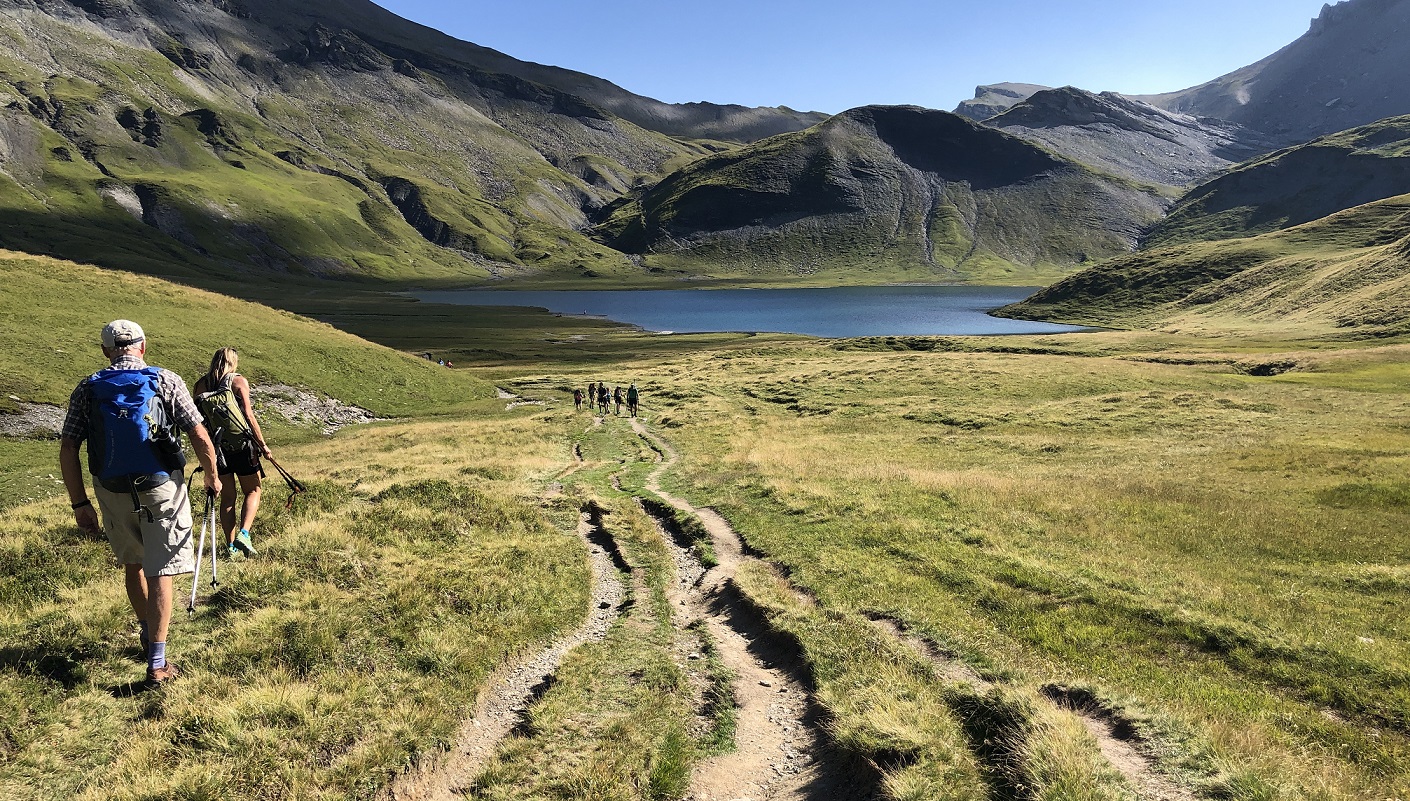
[238,472,262,533]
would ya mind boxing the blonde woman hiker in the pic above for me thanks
[193,348,272,559]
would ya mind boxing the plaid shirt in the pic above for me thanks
[60,355,204,442]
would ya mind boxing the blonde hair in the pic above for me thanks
[205,347,238,389]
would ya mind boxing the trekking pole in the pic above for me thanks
[266,455,307,510]
[207,489,219,591]
[189,489,211,617]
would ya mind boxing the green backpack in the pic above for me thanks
[196,374,254,452]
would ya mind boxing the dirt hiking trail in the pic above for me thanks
[873,614,1195,801]
[632,420,879,801]
[388,509,625,801]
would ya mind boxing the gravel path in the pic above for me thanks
[388,509,625,801]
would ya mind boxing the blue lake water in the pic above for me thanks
[409,285,1087,338]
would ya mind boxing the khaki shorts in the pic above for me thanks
[94,473,195,578]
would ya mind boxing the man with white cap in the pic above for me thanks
[59,320,221,686]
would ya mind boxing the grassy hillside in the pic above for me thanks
[0,250,489,414]
[0,2,706,286]
[1002,193,1410,336]
[597,106,1167,285]
[1146,116,1410,247]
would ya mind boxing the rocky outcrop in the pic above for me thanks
[116,107,162,147]
[380,177,475,251]
[989,87,1276,189]
[281,24,391,71]
[953,83,1050,122]
[1134,0,1410,143]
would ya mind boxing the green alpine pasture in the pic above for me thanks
[496,324,1410,801]
[1006,192,1410,338]
[4,249,1409,799]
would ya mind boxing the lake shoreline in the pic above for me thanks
[405,285,1093,338]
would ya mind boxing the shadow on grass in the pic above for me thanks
[0,643,94,689]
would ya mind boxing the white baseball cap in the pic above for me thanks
[101,320,146,349]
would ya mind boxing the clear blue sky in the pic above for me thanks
[374,0,1333,114]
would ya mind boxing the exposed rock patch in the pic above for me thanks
[990,87,1275,189]
[250,384,381,434]
[0,401,65,438]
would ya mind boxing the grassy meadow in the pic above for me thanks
[5,245,1410,800]
[498,329,1410,800]
[0,410,601,800]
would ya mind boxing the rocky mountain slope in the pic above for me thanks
[1135,0,1410,144]
[1000,191,1410,337]
[953,83,1049,122]
[596,106,1167,282]
[1145,115,1410,247]
[0,0,823,286]
[987,87,1276,190]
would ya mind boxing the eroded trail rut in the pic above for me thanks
[873,617,1196,801]
[637,421,1195,801]
[632,421,879,801]
[389,509,625,801]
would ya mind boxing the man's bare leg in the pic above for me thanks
[147,574,174,646]
[124,564,148,621]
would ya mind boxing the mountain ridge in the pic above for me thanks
[987,86,1277,190]
[596,105,1167,283]
[1132,0,1410,142]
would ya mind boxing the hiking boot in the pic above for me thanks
[225,543,240,559]
[146,661,180,686]
[234,530,257,556]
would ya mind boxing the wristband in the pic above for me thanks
[71,499,92,510]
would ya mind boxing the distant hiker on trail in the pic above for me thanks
[193,348,273,561]
[626,382,640,417]
[59,320,222,686]
[598,385,610,415]
[613,385,624,416]
[574,388,584,411]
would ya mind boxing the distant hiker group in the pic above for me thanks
[59,320,293,687]
[577,381,640,417]
[418,352,454,368]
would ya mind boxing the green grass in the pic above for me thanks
[1004,192,1410,338]
[0,412,590,801]
[1147,115,1410,247]
[0,251,490,414]
[503,331,1410,799]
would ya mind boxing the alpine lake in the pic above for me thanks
[408,285,1088,338]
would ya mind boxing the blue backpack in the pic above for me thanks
[85,367,186,490]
